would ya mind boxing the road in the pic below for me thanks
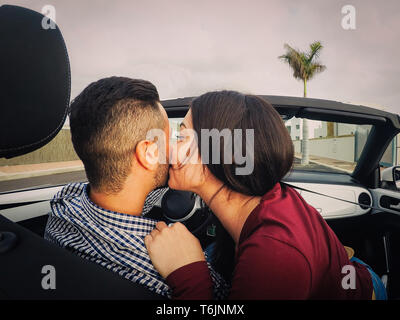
[292,158,344,174]
[0,170,87,193]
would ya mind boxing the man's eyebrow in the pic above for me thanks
[180,122,187,128]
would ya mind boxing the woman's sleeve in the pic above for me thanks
[166,260,214,299]
[166,235,312,300]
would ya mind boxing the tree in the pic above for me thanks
[279,41,326,165]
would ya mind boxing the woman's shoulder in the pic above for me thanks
[242,184,318,242]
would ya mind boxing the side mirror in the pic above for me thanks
[382,166,400,190]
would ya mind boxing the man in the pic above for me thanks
[45,77,227,298]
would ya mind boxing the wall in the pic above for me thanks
[0,129,79,166]
[308,136,355,162]
[293,139,301,153]
[294,135,355,162]
[336,123,356,136]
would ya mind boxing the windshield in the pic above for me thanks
[170,116,379,176]
[0,115,395,193]
[286,117,372,174]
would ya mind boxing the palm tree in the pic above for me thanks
[279,41,326,165]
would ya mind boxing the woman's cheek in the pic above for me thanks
[177,139,192,165]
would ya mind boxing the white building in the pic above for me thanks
[285,117,302,141]
[314,122,357,138]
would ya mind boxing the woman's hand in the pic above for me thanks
[144,221,206,279]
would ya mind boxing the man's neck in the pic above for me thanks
[89,179,151,216]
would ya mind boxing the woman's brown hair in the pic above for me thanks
[190,90,294,282]
[191,90,294,196]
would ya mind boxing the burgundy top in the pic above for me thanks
[166,183,373,299]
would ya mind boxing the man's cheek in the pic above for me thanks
[166,138,171,163]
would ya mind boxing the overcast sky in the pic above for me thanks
[6,0,400,113]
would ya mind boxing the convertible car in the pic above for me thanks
[1,5,400,300]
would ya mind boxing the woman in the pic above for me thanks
[144,90,383,299]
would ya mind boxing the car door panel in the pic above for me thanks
[285,182,372,219]
[0,186,63,222]
[370,188,400,215]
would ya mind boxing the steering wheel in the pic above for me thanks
[160,189,217,249]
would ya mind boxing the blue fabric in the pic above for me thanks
[350,256,388,300]
[205,242,216,259]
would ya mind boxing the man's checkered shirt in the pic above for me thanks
[44,182,228,299]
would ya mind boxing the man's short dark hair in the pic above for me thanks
[69,77,164,193]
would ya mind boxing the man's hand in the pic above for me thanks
[144,221,205,279]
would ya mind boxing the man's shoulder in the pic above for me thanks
[54,182,87,200]
[48,182,88,222]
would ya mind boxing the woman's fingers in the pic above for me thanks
[150,228,159,238]
[156,221,168,231]
[144,221,206,279]
[146,222,168,243]
[144,234,152,246]
[169,142,181,169]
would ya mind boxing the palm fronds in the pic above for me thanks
[279,41,326,81]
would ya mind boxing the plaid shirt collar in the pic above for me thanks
[80,183,161,238]
[50,182,167,254]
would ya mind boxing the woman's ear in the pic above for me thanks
[135,140,159,171]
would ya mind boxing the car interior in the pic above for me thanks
[0,5,165,300]
[1,4,400,300]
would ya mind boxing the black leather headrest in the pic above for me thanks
[0,5,70,158]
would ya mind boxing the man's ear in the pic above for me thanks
[135,140,159,171]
